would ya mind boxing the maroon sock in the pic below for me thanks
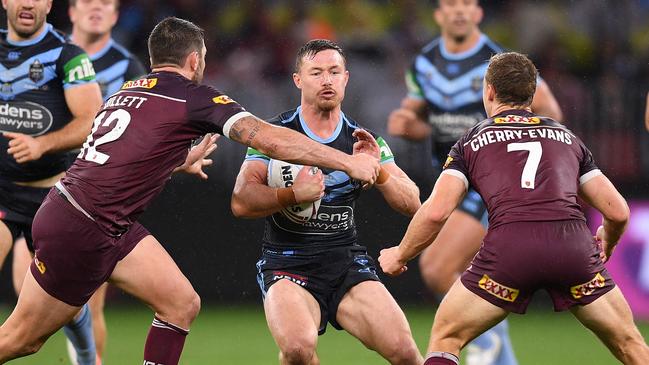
[143,316,189,365]
[424,352,459,365]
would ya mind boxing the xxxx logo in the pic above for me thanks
[570,273,605,299]
[494,115,541,124]
[478,274,519,302]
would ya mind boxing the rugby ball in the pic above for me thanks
[267,159,321,223]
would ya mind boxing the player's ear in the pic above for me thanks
[433,8,442,26]
[46,0,52,14]
[2,0,8,10]
[293,72,302,89]
[188,51,199,72]
[474,5,484,25]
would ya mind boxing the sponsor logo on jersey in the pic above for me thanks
[570,272,606,299]
[478,274,519,302]
[28,59,44,82]
[494,115,541,124]
[64,54,96,83]
[443,156,453,169]
[273,205,354,234]
[7,51,20,61]
[121,78,157,89]
[0,101,53,136]
[213,95,235,104]
[34,256,46,274]
[272,271,307,286]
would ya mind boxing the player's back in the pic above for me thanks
[445,109,599,229]
[61,71,245,236]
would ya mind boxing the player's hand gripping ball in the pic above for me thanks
[268,159,322,223]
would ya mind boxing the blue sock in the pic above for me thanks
[63,304,97,365]
[468,319,518,365]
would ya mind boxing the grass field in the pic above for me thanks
[1,304,647,364]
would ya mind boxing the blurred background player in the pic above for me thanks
[0,0,103,364]
[11,1,146,363]
[379,51,649,365]
[231,39,422,365]
[387,1,562,364]
[0,17,380,364]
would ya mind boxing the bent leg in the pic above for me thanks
[264,280,321,365]
[418,210,485,294]
[110,235,199,365]
[428,280,508,358]
[570,286,649,364]
[0,269,80,362]
[336,281,422,365]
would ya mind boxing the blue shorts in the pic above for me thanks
[256,245,380,334]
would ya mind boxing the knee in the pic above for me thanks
[159,289,201,326]
[183,291,201,322]
[279,336,317,365]
[381,335,421,365]
[6,337,45,358]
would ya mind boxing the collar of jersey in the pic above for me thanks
[440,33,487,61]
[493,109,535,118]
[297,105,344,144]
[89,38,114,61]
[6,23,51,47]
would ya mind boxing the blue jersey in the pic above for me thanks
[89,38,146,100]
[407,33,504,163]
[0,24,96,181]
[245,106,395,250]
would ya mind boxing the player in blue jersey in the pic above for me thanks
[387,1,563,365]
[232,39,423,365]
[0,0,103,364]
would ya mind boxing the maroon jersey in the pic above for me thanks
[444,109,600,229]
[60,71,251,236]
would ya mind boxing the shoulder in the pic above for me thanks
[420,36,442,56]
[267,108,300,127]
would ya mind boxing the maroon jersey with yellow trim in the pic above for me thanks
[444,109,600,229]
[60,71,250,236]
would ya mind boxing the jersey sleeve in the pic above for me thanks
[578,141,602,185]
[441,137,470,189]
[125,56,147,81]
[244,147,270,164]
[365,129,395,164]
[186,84,252,138]
[405,63,424,100]
[58,43,97,89]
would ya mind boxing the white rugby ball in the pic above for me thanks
[267,159,321,223]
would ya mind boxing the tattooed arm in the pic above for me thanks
[228,116,380,184]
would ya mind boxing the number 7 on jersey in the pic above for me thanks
[507,141,542,189]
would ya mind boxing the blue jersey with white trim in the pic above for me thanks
[0,24,96,181]
[407,34,504,163]
[244,106,395,250]
[90,39,146,100]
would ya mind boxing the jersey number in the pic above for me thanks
[78,109,131,164]
[507,141,542,189]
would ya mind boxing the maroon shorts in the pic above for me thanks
[461,219,615,314]
[30,190,149,306]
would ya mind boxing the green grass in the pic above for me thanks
[1,305,647,364]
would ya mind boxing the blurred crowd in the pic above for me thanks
[41,0,649,192]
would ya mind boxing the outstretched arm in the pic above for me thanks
[228,116,379,184]
[379,172,466,276]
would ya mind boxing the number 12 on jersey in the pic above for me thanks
[78,109,131,164]
[507,141,542,189]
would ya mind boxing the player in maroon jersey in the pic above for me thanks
[0,17,380,364]
[379,52,649,364]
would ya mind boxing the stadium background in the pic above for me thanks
[1,1,649,363]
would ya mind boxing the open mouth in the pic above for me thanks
[320,90,336,98]
[18,11,35,22]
